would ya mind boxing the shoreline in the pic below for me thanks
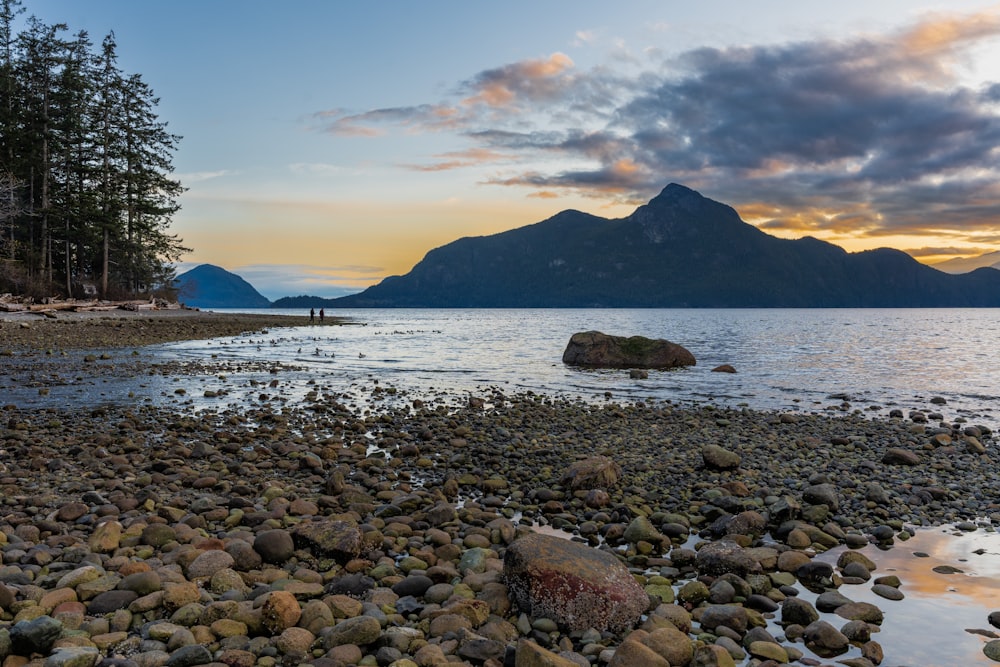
[2,314,1000,664]
[0,308,341,350]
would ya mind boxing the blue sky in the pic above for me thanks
[19,1,1000,299]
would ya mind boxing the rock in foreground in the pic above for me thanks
[562,330,696,369]
[504,532,649,632]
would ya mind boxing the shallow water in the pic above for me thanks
[5,309,1000,430]
[813,527,1000,666]
[129,308,1000,425]
[535,521,1000,666]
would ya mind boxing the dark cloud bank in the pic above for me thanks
[317,12,1000,245]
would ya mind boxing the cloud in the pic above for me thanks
[313,104,463,136]
[903,245,997,258]
[573,30,597,47]
[460,53,576,109]
[288,162,345,175]
[400,148,510,172]
[311,10,1000,241]
[176,170,233,183]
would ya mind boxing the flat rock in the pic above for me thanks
[695,540,756,577]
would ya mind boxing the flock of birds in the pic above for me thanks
[218,336,370,360]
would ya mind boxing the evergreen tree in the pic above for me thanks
[0,10,185,299]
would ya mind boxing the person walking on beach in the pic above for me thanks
[319,308,325,323]
[310,308,315,323]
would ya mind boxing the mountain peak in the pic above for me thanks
[627,183,749,244]
[325,182,1000,307]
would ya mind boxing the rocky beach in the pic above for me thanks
[1,311,999,666]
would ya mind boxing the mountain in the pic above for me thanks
[327,183,1000,308]
[931,250,1000,274]
[271,295,342,309]
[174,264,271,308]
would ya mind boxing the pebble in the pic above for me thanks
[0,342,996,666]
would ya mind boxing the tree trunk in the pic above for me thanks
[101,225,108,298]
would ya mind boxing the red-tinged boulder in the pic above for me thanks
[562,331,696,369]
[504,532,649,633]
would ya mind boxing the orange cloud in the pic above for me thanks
[900,9,1000,56]
[462,53,575,109]
[402,148,510,172]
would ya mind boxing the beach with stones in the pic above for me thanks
[1,312,1000,666]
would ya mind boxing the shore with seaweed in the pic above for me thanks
[1,312,999,666]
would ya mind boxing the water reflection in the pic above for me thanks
[816,527,1000,666]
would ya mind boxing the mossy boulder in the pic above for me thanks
[562,331,695,369]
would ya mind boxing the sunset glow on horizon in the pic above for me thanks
[22,0,1000,298]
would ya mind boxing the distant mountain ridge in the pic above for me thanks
[175,264,271,308]
[932,250,1000,274]
[271,295,339,309]
[324,183,1000,308]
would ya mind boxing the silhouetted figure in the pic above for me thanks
[319,308,325,323]
[310,308,315,323]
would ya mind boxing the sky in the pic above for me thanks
[18,1,1000,299]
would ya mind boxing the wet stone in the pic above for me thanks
[164,644,213,666]
[10,615,63,654]
[88,590,139,614]
[872,584,905,601]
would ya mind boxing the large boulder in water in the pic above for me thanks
[562,331,696,369]
[504,532,648,632]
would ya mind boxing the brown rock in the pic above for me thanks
[702,445,741,471]
[882,448,920,465]
[608,630,670,667]
[89,521,122,554]
[642,625,694,666]
[559,456,621,490]
[562,331,696,369]
[186,550,236,579]
[692,644,737,667]
[261,591,302,633]
[504,532,648,633]
[514,639,582,667]
[291,519,363,563]
[162,582,201,612]
[56,502,89,522]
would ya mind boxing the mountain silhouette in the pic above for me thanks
[174,264,271,308]
[325,183,1000,307]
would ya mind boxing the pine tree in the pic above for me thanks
[0,11,185,299]
[118,72,188,293]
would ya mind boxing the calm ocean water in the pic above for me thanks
[168,307,1000,428]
